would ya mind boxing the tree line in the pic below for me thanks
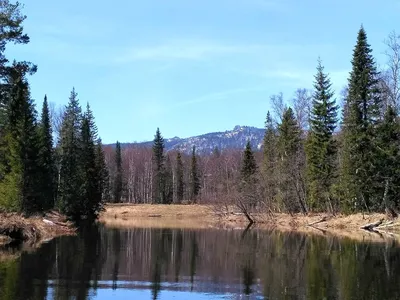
[108,26,400,215]
[0,1,108,221]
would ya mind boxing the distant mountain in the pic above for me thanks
[111,125,265,155]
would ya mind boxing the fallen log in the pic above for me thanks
[307,216,329,227]
[148,214,161,218]
[360,219,384,231]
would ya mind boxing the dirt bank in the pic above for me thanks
[0,210,76,247]
[100,203,400,243]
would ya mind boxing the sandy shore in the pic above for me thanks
[100,203,400,243]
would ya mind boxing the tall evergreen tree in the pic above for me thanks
[241,141,257,184]
[306,59,338,211]
[262,111,277,206]
[58,88,82,218]
[152,128,165,204]
[113,141,123,203]
[80,104,102,219]
[190,146,200,202]
[375,106,400,210]
[37,95,55,211]
[0,66,40,213]
[95,138,110,202]
[277,107,307,213]
[176,151,184,203]
[340,26,383,211]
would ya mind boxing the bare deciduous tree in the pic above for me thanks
[384,31,400,110]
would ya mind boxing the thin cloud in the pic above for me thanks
[176,86,268,106]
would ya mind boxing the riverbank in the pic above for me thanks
[0,211,76,247]
[100,203,400,243]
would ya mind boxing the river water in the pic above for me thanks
[0,224,399,299]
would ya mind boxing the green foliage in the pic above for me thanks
[176,151,184,203]
[340,26,383,212]
[240,140,257,184]
[306,59,338,211]
[190,146,200,202]
[37,95,55,211]
[96,138,110,202]
[152,128,165,204]
[57,88,82,218]
[262,111,277,206]
[277,107,307,213]
[0,66,40,213]
[113,141,123,203]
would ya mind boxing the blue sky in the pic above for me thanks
[6,0,400,143]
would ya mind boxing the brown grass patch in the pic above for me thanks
[100,204,400,243]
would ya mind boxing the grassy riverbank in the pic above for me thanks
[100,203,400,243]
[0,211,76,247]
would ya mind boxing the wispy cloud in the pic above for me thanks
[114,40,268,63]
[176,86,268,106]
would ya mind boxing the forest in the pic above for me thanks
[104,27,400,217]
[1,0,400,220]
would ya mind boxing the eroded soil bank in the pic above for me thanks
[0,210,76,247]
[100,203,400,243]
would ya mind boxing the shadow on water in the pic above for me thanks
[1,224,400,299]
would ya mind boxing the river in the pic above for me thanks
[0,224,399,299]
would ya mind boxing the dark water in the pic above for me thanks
[1,225,400,300]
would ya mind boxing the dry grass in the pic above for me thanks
[100,204,400,243]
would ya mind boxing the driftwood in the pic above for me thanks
[148,214,161,218]
[307,216,329,227]
[360,219,384,231]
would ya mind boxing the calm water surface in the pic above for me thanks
[1,224,400,299]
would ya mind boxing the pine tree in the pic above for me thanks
[0,66,40,213]
[277,107,307,213]
[37,95,55,211]
[262,111,277,206]
[152,128,165,204]
[176,151,184,203]
[241,141,257,184]
[306,59,338,211]
[58,88,82,218]
[80,104,103,219]
[113,141,123,203]
[190,146,200,202]
[375,106,400,210]
[341,26,383,211]
[95,138,110,202]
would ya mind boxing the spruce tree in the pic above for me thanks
[58,88,82,218]
[176,151,184,203]
[95,138,110,202]
[262,111,277,206]
[341,26,383,211]
[0,66,40,213]
[277,107,307,213]
[306,59,338,211]
[190,146,200,202]
[113,141,123,203]
[37,95,55,211]
[80,104,102,219]
[375,106,400,210]
[152,128,165,204]
[241,141,257,184]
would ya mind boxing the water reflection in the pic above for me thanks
[1,225,400,299]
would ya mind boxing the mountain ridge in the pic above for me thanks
[107,125,265,154]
